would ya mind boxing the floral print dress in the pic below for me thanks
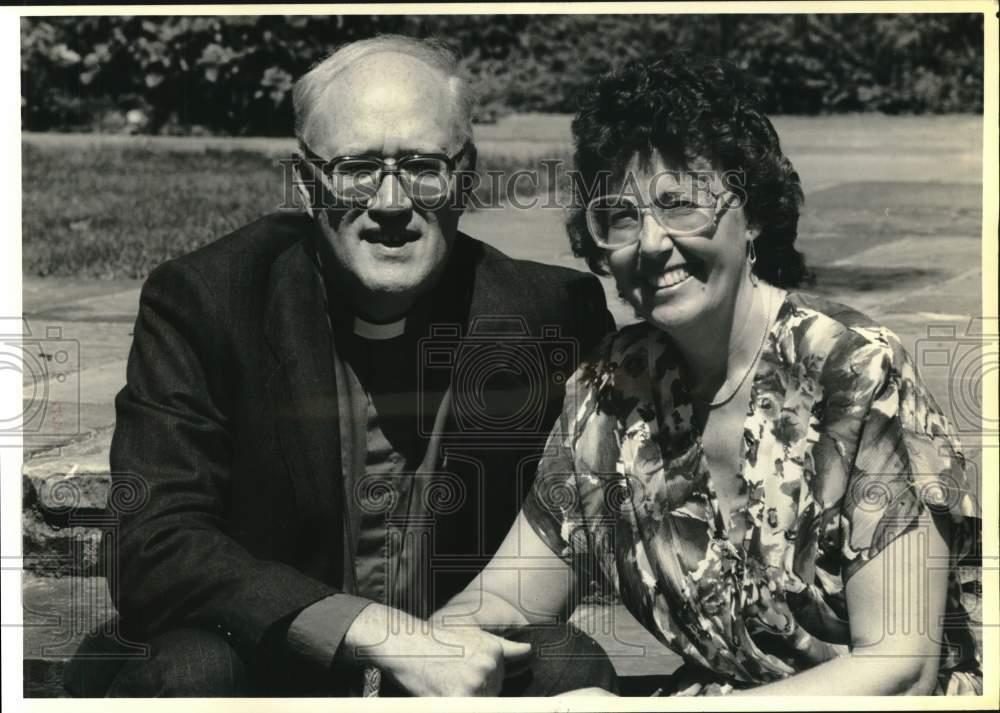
[523,291,981,694]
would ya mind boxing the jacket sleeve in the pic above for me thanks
[572,273,616,358]
[104,258,340,662]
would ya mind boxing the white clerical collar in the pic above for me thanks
[353,315,406,340]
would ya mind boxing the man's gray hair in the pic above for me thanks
[292,34,475,149]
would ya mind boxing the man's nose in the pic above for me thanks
[637,212,674,258]
[367,171,412,218]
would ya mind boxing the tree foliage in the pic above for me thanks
[21,13,984,134]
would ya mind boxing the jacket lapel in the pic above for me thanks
[263,236,344,585]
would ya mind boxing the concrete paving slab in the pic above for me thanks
[20,358,124,450]
[75,360,128,409]
[791,154,982,195]
[28,288,141,325]
[831,236,981,271]
[14,319,133,380]
[878,268,983,318]
[22,278,142,316]
[20,402,116,456]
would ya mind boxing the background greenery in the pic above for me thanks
[22,13,984,135]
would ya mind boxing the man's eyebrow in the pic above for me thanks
[397,146,448,155]
[340,146,448,157]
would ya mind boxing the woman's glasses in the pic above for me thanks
[297,142,469,208]
[586,188,736,250]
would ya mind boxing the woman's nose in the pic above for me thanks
[637,212,674,257]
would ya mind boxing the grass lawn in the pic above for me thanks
[22,144,289,278]
[21,141,571,279]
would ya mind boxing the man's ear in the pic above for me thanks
[452,142,478,214]
[292,156,317,218]
[463,142,478,174]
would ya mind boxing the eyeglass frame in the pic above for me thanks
[295,140,471,208]
[585,186,739,251]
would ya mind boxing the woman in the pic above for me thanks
[434,54,981,696]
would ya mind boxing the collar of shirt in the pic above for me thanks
[353,316,406,340]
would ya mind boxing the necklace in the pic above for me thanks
[702,286,774,409]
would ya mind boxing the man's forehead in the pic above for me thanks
[303,51,458,153]
[340,51,450,95]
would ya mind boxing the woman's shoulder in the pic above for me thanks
[783,291,896,342]
[564,321,668,418]
[764,290,937,425]
[779,290,907,377]
[577,320,658,373]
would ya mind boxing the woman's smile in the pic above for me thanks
[646,263,694,290]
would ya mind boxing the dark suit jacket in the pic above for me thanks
[104,211,614,673]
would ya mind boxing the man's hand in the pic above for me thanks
[388,625,532,696]
[554,687,618,697]
[338,602,532,696]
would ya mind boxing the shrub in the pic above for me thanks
[20,13,984,135]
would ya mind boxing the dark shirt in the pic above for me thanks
[334,314,446,619]
[285,288,454,688]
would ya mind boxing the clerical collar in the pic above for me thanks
[353,315,406,340]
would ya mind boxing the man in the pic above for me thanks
[64,35,616,696]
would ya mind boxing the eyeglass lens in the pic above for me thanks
[326,157,452,204]
[587,195,718,247]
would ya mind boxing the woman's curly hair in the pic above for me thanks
[568,52,810,288]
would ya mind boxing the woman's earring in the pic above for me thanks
[747,239,759,286]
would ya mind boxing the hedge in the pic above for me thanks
[21,13,984,135]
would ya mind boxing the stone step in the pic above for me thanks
[21,573,120,698]
[19,568,678,697]
[23,508,103,577]
[24,659,67,698]
[22,426,113,512]
[22,427,113,576]
[22,574,118,661]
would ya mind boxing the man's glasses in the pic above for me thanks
[297,142,469,208]
[585,187,736,250]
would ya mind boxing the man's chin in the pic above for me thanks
[357,275,426,303]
